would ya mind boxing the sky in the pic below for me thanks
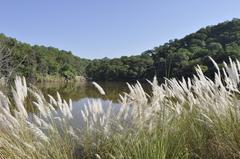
[0,0,239,59]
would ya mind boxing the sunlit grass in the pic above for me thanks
[1,57,240,158]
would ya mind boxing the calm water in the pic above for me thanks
[37,81,131,103]
[1,81,150,111]
[37,82,138,125]
[37,81,151,113]
[1,81,150,127]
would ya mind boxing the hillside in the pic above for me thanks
[2,18,240,82]
[87,18,240,81]
[0,34,90,81]
[153,18,240,80]
[86,53,154,81]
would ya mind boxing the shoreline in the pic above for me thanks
[35,75,88,83]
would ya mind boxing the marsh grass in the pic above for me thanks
[1,57,240,158]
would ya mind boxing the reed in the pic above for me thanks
[1,57,240,158]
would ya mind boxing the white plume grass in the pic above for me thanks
[92,81,106,95]
[1,57,240,158]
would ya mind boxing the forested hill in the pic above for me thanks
[0,33,90,81]
[87,18,240,81]
[2,18,240,82]
[152,18,240,80]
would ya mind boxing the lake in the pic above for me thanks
[36,81,150,127]
[0,81,150,113]
[37,81,131,103]
[37,81,146,107]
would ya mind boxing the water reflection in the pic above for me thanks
[37,81,150,118]
[37,81,129,102]
[71,98,121,129]
[11,81,150,127]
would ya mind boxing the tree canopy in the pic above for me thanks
[153,18,240,80]
[2,18,240,82]
[0,34,90,81]
[86,53,154,81]
[87,18,240,81]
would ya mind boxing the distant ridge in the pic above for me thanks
[1,18,240,81]
[87,18,240,81]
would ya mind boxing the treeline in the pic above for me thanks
[87,18,240,81]
[86,53,154,81]
[153,18,240,80]
[0,34,90,81]
[2,18,240,82]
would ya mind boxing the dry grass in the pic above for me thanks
[1,57,240,158]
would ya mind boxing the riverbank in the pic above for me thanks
[34,75,88,83]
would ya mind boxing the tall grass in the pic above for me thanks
[1,57,240,158]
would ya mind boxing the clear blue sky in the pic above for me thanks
[0,0,239,59]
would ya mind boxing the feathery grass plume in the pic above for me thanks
[92,81,106,95]
[11,76,28,118]
[0,76,78,159]
[2,57,240,158]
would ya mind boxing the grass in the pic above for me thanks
[1,57,240,158]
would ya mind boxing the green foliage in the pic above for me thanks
[0,34,90,81]
[86,53,155,81]
[2,18,240,82]
[59,64,76,80]
[153,18,240,80]
[86,18,240,81]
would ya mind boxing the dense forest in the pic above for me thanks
[0,34,90,81]
[1,18,240,82]
[153,18,240,80]
[86,53,154,81]
[87,18,240,81]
